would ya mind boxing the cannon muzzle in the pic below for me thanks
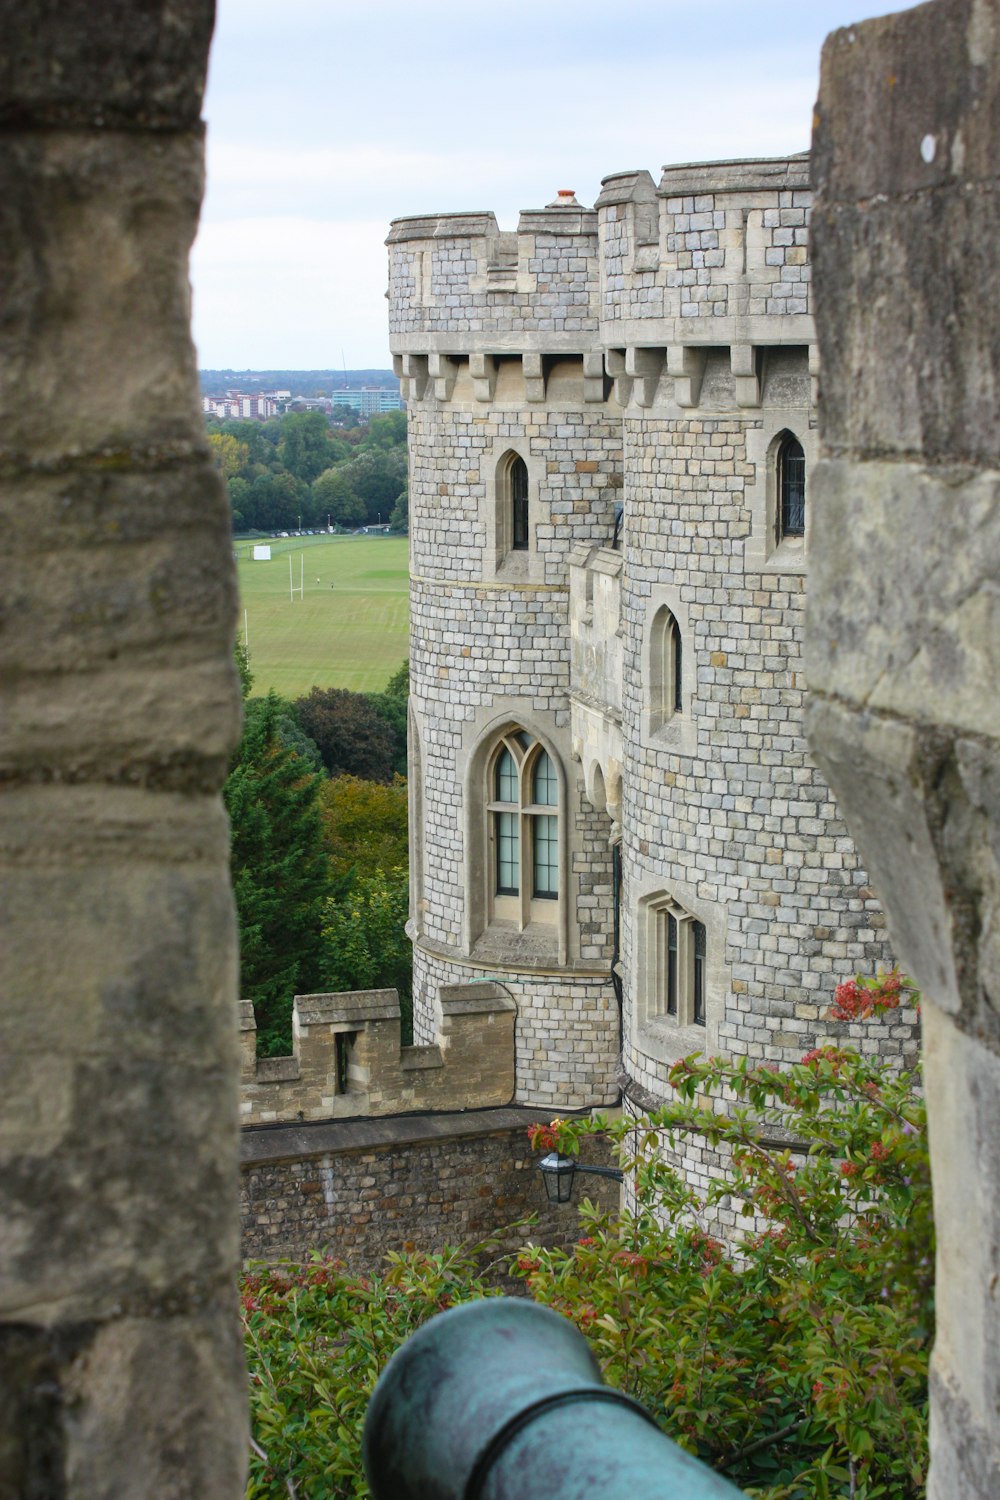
[363,1297,744,1499]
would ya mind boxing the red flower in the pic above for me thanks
[527,1122,558,1152]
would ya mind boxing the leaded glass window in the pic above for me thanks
[779,433,805,539]
[510,455,529,551]
[487,729,561,920]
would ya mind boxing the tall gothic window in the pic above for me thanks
[487,729,561,926]
[778,432,805,540]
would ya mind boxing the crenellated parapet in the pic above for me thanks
[386,203,600,372]
[597,156,814,412]
[387,157,814,416]
[239,983,515,1126]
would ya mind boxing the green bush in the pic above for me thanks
[243,1248,500,1499]
[517,973,930,1498]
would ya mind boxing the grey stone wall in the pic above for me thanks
[240,1109,620,1273]
[0,5,248,1496]
[807,3,1000,1495]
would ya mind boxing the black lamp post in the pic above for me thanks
[538,1151,624,1204]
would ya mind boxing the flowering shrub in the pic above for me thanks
[242,1246,500,1498]
[516,975,930,1499]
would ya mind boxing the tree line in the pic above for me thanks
[225,648,411,1056]
[207,409,408,535]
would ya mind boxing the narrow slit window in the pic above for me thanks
[672,619,683,713]
[510,455,529,551]
[651,605,683,729]
[779,434,805,539]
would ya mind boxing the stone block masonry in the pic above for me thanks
[240,1108,620,1272]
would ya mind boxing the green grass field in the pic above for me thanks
[236,535,409,697]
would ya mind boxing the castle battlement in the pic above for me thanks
[388,156,813,412]
[239,983,515,1126]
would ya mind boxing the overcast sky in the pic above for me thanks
[191,0,921,372]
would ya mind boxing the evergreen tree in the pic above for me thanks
[225,691,331,1055]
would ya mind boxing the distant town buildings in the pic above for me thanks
[331,386,404,417]
[202,385,404,422]
[202,390,285,420]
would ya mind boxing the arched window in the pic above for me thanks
[508,453,529,551]
[646,894,707,1028]
[486,729,561,927]
[650,605,683,729]
[777,432,805,540]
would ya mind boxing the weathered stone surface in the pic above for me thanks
[0,2,246,1493]
[809,3,1000,1495]
[806,459,1000,740]
[0,133,207,463]
[0,1,216,131]
[812,0,1000,465]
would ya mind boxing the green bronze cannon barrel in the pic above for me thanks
[363,1298,744,1499]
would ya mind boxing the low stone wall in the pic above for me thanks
[240,1107,619,1274]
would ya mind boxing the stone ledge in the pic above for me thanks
[240,1105,571,1169]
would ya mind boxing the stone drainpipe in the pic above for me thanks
[807,2,1000,1496]
[0,4,247,1495]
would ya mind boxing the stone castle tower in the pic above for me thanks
[387,154,916,1119]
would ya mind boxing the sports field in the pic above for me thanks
[235,534,409,697]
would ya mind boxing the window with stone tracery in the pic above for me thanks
[487,728,560,927]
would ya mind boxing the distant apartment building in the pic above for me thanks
[331,386,403,417]
[202,391,282,420]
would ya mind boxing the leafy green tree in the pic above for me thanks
[321,868,411,1032]
[228,475,250,530]
[278,411,338,484]
[245,470,309,532]
[341,448,407,524]
[225,692,331,1055]
[311,465,367,528]
[292,686,397,782]
[208,430,250,479]
[367,659,409,776]
[319,774,408,885]
[360,410,407,449]
[388,478,408,533]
